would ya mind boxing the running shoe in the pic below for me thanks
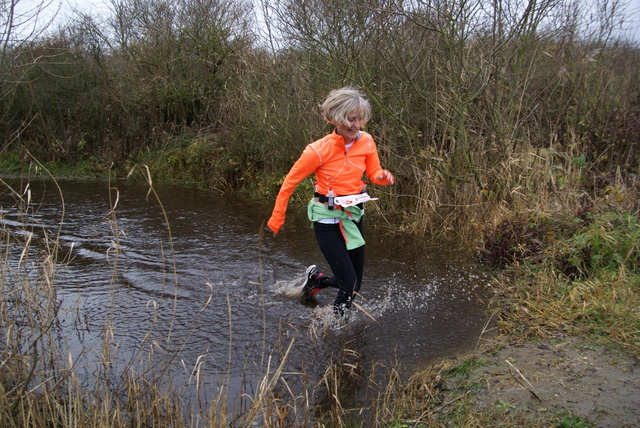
[301,265,326,297]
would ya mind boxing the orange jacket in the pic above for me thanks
[267,130,392,234]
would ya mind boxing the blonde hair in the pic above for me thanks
[320,87,371,126]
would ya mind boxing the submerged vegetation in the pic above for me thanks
[1,0,639,425]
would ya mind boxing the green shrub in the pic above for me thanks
[561,212,640,279]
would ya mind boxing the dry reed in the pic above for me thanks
[1,169,439,427]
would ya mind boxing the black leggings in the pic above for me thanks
[313,219,365,314]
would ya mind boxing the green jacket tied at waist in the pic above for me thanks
[307,199,365,250]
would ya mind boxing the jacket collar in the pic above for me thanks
[331,129,363,145]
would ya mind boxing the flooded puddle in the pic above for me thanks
[0,177,493,416]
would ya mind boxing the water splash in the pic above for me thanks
[270,276,304,299]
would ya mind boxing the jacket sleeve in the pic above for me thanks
[267,145,320,234]
[364,139,394,185]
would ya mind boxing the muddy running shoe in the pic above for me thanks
[333,291,352,317]
[301,265,326,298]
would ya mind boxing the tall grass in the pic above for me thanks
[1,169,446,427]
[0,170,273,426]
[481,185,640,352]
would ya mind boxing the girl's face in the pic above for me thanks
[334,107,365,142]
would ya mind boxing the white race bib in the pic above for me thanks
[334,193,378,207]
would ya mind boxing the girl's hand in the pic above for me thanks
[376,170,395,184]
[266,224,278,237]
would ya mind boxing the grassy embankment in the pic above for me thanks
[384,208,640,427]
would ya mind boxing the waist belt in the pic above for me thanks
[314,192,364,210]
[314,192,335,210]
[314,192,331,203]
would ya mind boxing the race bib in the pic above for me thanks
[334,193,378,207]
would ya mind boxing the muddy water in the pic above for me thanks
[0,177,492,413]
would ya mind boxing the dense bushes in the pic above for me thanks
[1,0,639,238]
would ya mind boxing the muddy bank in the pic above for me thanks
[436,336,640,427]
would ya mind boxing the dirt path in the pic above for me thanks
[453,336,640,426]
